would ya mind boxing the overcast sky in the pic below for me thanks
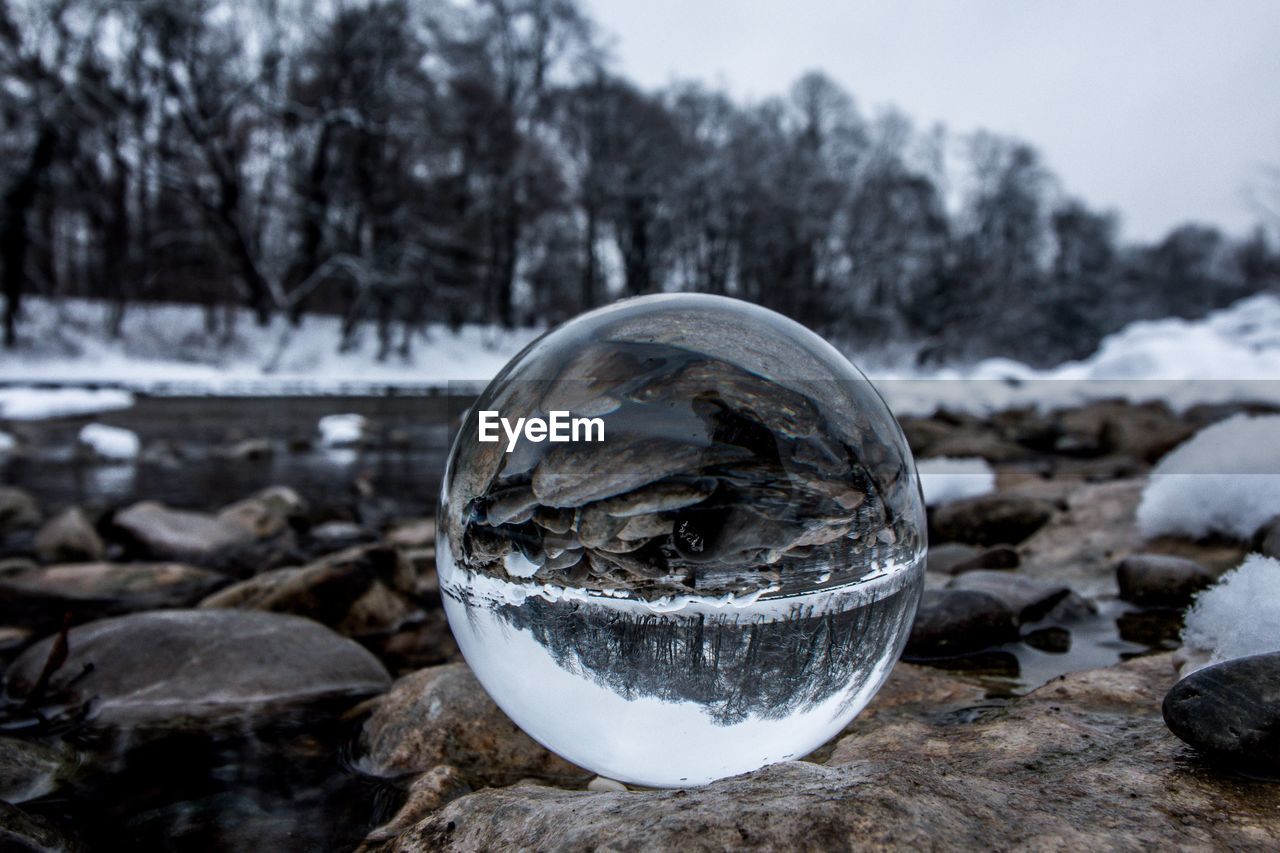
[585,0,1280,242]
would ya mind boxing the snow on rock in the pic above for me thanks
[1137,414,1280,541]
[0,387,134,420]
[0,431,14,455]
[1181,554,1280,666]
[318,414,367,447]
[77,423,141,461]
[916,457,996,506]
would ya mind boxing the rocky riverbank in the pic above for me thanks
[1,398,1277,850]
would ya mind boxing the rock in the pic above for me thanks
[0,737,70,803]
[1057,400,1194,464]
[947,570,1073,622]
[360,766,469,850]
[1252,515,1280,559]
[1022,625,1072,653]
[925,542,980,575]
[0,625,32,655]
[0,487,41,534]
[112,501,254,564]
[33,508,105,563]
[1163,652,1280,775]
[1014,479,1145,597]
[377,612,459,675]
[926,543,1018,575]
[4,610,390,731]
[199,544,414,638]
[0,801,81,852]
[222,438,274,461]
[928,493,1055,547]
[387,519,436,550]
[531,439,748,508]
[929,428,1030,463]
[1117,554,1216,606]
[0,562,229,627]
[377,655,1280,851]
[358,663,589,787]
[306,520,378,554]
[904,589,1018,658]
[217,486,306,539]
[899,418,1029,462]
[586,776,627,793]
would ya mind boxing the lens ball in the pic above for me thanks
[438,294,926,787]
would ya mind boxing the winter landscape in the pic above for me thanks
[3,0,1280,851]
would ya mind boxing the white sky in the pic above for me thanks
[585,0,1280,242]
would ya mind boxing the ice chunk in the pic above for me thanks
[78,423,140,461]
[0,387,134,420]
[1137,414,1280,541]
[917,457,996,506]
[1181,554,1280,665]
[318,413,366,447]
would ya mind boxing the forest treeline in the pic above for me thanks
[2,0,1278,365]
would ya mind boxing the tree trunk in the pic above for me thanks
[0,126,57,348]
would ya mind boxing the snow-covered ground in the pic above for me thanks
[2,293,1279,419]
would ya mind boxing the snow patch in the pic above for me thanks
[77,423,141,461]
[0,387,134,420]
[0,431,14,454]
[1181,554,1280,666]
[917,457,996,506]
[317,413,366,447]
[1137,414,1280,541]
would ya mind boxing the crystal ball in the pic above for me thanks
[437,294,926,787]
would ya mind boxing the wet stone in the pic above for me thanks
[112,501,255,564]
[0,737,71,804]
[33,507,104,563]
[0,562,229,628]
[1117,554,1216,606]
[947,570,1073,623]
[1163,652,1280,776]
[904,589,1019,658]
[4,610,390,732]
[929,494,1056,547]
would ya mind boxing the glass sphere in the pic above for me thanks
[437,294,925,787]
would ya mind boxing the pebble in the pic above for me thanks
[33,507,104,563]
[904,589,1019,658]
[1116,554,1215,607]
[0,487,41,534]
[1251,515,1280,560]
[1163,652,1280,776]
[587,776,628,793]
[947,570,1072,623]
[928,493,1055,547]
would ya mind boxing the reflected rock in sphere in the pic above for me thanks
[437,294,926,787]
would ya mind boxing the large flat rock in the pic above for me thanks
[372,654,1280,851]
[4,610,390,730]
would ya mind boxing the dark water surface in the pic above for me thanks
[1,393,475,517]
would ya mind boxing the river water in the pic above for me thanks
[1,393,474,517]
